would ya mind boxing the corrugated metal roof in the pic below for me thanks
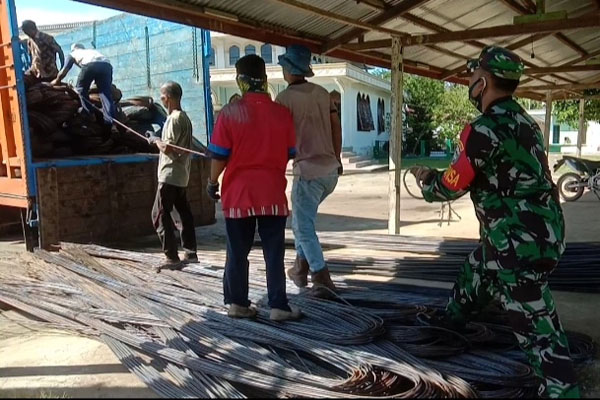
[78,0,600,99]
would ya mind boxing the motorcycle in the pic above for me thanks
[553,156,600,202]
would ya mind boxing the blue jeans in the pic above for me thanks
[76,62,115,125]
[224,216,290,311]
[292,172,338,272]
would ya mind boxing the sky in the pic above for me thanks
[15,0,120,26]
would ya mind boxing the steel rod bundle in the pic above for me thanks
[0,243,595,399]
[310,233,600,292]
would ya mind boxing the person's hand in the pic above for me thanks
[156,140,168,153]
[50,78,60,86]
[206,180,221,201]
[409,166,434,183]
[147,133,159,145]
[337,158,343,176]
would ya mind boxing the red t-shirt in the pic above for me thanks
[209,93,296,218]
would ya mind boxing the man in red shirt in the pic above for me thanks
[207,54,302,322]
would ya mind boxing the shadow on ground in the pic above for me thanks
[560,191,600,243]
[303,213,445,232]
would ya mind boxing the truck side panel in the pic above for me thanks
[0,0,32,208]
[36,157,215,249]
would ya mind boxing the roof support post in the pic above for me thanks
[543,90,552,155]
[388,36,403,234]
[577,98,586,157]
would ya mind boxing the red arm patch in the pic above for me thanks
[442,124,476,191]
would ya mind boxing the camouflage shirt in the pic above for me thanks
[26,31,61,80]
[422,97,565,267]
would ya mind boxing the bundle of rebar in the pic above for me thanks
[0,243,595,399]
[25,81,161,158]
[311,233,600,293]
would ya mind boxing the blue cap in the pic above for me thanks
[278,44,314,77]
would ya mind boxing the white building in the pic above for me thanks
[529,109,600,154]
[208,33,392,157]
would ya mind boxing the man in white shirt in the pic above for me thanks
[52,43,115,126]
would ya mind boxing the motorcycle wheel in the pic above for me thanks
[557,173,585,202]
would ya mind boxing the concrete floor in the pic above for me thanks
[0,170,598,398]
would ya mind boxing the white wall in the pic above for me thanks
[209,33,393,157]
[210,34,281,68]
[341,80,391,156]
[211,78,391,157]
[529,109,600,152]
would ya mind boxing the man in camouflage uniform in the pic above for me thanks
[410,46,580,398]
[21,20,64,81]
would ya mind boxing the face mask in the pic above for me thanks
[468,77,486,113]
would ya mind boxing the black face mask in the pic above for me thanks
[468,77,486,113]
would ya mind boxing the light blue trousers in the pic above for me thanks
[291,172,338,272]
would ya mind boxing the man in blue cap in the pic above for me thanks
[276,44,342,299]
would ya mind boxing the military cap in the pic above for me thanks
[467,45,524,81]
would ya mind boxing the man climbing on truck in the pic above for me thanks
[21,20,64,82]
[52,43,115,127]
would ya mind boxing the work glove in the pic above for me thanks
[147,133,160,144]
[207,180,221,201]
[409,166,435,184]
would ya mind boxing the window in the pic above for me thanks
[209,47,215,66]
[245,45,256,55]
[357,92,374,132]
[261,44,272,63]
[229,45,240,66]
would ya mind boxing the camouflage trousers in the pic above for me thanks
[446,244,580,399]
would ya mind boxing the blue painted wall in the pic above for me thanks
[55,13,209,144]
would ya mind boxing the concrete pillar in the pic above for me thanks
[334,78,347,148]
[216,43,226,69]
[388,36,403,235]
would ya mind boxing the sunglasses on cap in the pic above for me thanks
[466,59,480,73]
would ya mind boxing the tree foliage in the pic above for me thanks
[553,89,600,126]
[516,97,544,110]
[433,85,477,145]
[367,70,494,154]
[403,74,444,154]
[369,68,391,80]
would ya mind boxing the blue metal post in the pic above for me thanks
[6,0,36,198]
[145,25,151,88]
[200,29,214,141]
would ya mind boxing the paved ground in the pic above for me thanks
[0,169,598,398]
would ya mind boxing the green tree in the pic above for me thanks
[369,68,390,81]
[553,89,600,126]
[403,74,444,155]
[368,70,445,155]
[517,97,545,110]
[433,85,477,146]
